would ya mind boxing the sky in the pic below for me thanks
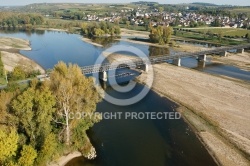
[0,0,249,6]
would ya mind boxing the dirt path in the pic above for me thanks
[137,64,250,165]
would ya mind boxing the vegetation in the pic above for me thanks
[0,52,4,77]
[174,28,249,45]
[0,52,7,85]
[81,21,120,37]
[185,28,250,38]
[0,12,44,29]
[0,62,102,165]
[149,26,173,45]
[7,66,41,82]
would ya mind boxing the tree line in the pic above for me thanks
[81,21,121,37]
[0,62,102,166]
[0,12,44,28]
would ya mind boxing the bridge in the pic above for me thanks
[81,44,250,81]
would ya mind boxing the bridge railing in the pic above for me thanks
[81,43,250,74]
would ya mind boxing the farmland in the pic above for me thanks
[184,28,250,37]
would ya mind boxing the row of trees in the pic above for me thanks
[6,66,41,81]
[81,21,121,37]
[0,12,44,28]
[149,26,173,45]
[0,62,102,165]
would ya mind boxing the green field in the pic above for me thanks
[0,77,7,85]
[228,7,250,15]
[175,30,247,45]
[189,28,250,37]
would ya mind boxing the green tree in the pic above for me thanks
[35,133,58,166]
[158,7,164,13]
[162,26,173,44]
[10,66,26,81]
[0,129,18,163]
[218,31,223,42]
[0,52,4,77]
[0,91,15,126]
[126,21,130,28]
[211,18,221,27]
[18,145,37,166]
[49,62,101,145]
[149,26,172,45]
[94,28,105,36]
[11,80,56,147]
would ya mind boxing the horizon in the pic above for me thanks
[0,0,250,6]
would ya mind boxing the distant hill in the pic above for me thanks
[131,1,159,5]
[192,2,218,6]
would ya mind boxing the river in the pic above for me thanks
[0,28,249,165]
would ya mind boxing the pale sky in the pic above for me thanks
[0,0,249,6]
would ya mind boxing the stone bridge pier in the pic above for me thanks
[220,51,227,57]
[237,48,244,54]
[99,71,108,82]
[138,63,149,72]
[142,63,149,72]
[173,58,181,66]
[198,54,207,61]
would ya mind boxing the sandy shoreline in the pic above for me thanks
[81,37,104,47]
[81,29,250,165]
[35,27,68,32]
[0,37,45,74]
[137,64,250,165]
[48,151,82,166]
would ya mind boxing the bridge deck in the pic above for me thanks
[81,44,250,74]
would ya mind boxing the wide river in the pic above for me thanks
[1,29,249,166]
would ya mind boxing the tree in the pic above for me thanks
[0,129,18,163]
[11,80,56,147]
[18,145,37,166]
[158,7,164,13]
[162,26,173,44]
[10,66,26,81]
[0,52,4,77]
[211,18,221,27]
[218,31,223,42]
[246,33,250,42]
[149,26,173,45]
[49,62,101,145]
[126,21,130,28]
[0,91,16,126]
[94,28,105,36]
[35,133,58,166]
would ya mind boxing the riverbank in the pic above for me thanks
[48,151,82,166]
[120,28,149,38]
[35,27,68,32]
[81,37,104,47]
[0,37,45,74]
[137,63,250,165]
[211,51,250,71]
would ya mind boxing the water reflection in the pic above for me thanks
[148,46,170,56]
[91,37,120,48]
